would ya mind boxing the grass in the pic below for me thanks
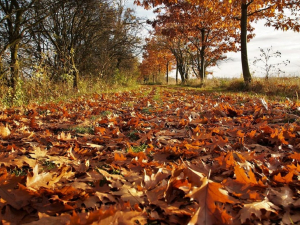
[225,77,300,100]
[1,73,299,109]
[128,130,140,141]
[141,107,154,115]
[10,167,28,177]
[128,144,148,153]
[68,126,95,135]
[0,76,141,109]
[153,87,163,103]
[40,160,57,171]
[97,164,121,175]
[100,110,112,117]
[176,77,300,101]
[90,115,102,121]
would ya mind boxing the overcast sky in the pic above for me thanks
[126,1,300,78]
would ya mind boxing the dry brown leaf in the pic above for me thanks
[143,167,171,190]
[112,184,145,205]
[268,186,294,208]
[26,164,53,190]
[239,198,279,223]
[186,176,234,225]
[92,211,147,225]
[0,124,10,138]
[29,146,48,159]
[26,213,71,225]
[58,131,73,141]
[281,209,300,225]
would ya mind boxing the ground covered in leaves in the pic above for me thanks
[1,87,300,224]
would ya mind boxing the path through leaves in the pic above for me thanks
[1,87,300,224]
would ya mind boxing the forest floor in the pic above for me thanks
[0,86,300,224]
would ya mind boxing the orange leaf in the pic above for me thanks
[186,176,234,225]
[287,163,300,173]
[234,165,264,189]
[0,124,10,138]
[260,125,273,134]
[247,130,256,138]
[114,153,127,161]
[172,179,191,192]
[236,130,245,138]
[94,127,106,135]
[273,171,294,183]
[289,152,300,161]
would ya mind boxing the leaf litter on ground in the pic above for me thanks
[0,86,300,224]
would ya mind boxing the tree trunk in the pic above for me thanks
[158,66,161,81]
[176,61,178,84]
[166,61,169,85]
[200,29,206,84]
[73,70,79,89]
[10,43,20,90]
[0,55,4,82]
[241,2,252,85]
[178,64,185,83]
[184,66,189,82]
[71,55,79,89]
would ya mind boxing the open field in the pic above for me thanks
[1,77,300,109]
[0,86,300,224]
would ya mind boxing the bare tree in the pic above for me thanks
[0,0,60,89]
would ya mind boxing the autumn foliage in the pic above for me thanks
[135,0,300,84]
[140,37,175,83]
[1,87,300,224]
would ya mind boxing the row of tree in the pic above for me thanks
[0,0,142,91]
[137,0,300,85]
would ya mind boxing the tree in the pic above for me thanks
[140,36,174,84]
[0,0,60,90]
[152,1,239,84]
[135,0,300,85]
[38,0,110,88]
[253,46,290,79]
[227,0,299,85]
[29,0,141,88]
[102,0,142,82]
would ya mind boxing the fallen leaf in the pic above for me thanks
[26,164,54,190]
[0,124,10,138]
[239,198,279,223]
[186,176,234,225]
[273,171,294,183]
[268,186,294,208]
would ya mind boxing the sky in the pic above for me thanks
[126,1,300,78]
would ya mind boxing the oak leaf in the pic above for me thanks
[268,186,294,208]
[233,165,265,189]
[281,209,300,225]
[0,124,10,138]
[92,211,147,225]
[58,132,73,141]
[143,167,170,190]
[114,152,127,161]
[26,164,53,190]
[26,213,71,225]
[273,171,294,183]
[27,164,72,190]
[186,176,234,225]
[112,183,145,205]
[289,152,300,162]
[29,146,48,159]
[239,198,279,223]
